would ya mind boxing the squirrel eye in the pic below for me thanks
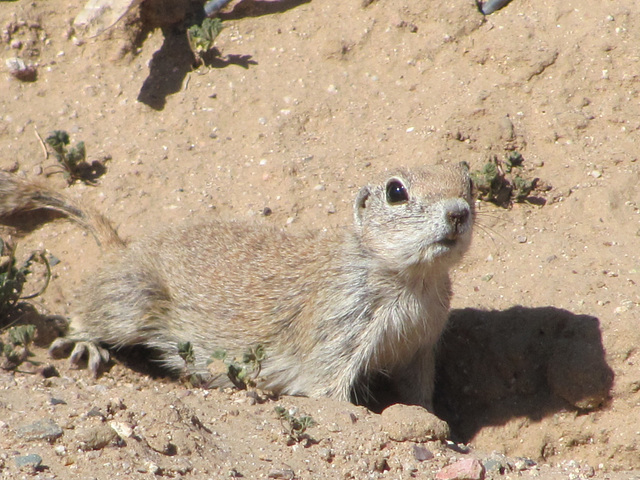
[386,179,409,205]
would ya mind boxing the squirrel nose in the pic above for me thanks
[447,208,470,233]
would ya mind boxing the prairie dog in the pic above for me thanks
[0,163,473,409]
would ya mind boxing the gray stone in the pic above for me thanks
[16,418,63,442]
[14,453,42,469]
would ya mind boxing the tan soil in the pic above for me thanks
[1,0,639,478]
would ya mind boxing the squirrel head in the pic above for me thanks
[353,162,474,271]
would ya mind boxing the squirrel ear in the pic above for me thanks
[354,186,372,227]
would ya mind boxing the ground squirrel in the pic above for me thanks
[0,163,473,409]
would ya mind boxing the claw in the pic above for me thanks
[49,337,76,358]
[50,338,110,376]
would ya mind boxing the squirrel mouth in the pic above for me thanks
[436,237,458,248]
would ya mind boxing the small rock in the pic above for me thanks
[435,458,485,480]
[268,468,295,479]
[381,404,449,442]
[499,115,515,141]
[513,457,536,471]
[4,160,19,173]
[483,459,504,473]
[262,207,273,216]
[318,447,334,462]
[145,461,162,475]
[5,57,37,81]
[110,421,133,438]
[16,418,63,442]
[39,364,60,378]
[76,425,119,451]
[517,235,527,243]
[373,457,390,472]
[14,453,42,470]
[412,444,434,461]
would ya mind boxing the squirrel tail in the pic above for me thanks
[0,172,125,249]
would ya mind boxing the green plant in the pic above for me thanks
[177,342,266,389]
[274,405,317,445]
[209,344,266,389]
[470,152,539,207]
[187,17,223,64]
[1,324,36,370]
[0,238,50,314]
[45,130,99,185]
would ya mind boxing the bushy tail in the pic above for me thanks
[0,172,125,248]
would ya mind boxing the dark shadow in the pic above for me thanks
[0,303,68,348]
[204,49,257,69]
[137,26,196,110]
[0,209,66,238]
[218,0,312,20]
[433,306,614,443]
[136,31,258,110]
[134,0,308,110]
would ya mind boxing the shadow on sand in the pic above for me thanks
[433,306,614,443]
[136,0,311,110]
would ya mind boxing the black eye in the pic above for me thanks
[386,179,409,205]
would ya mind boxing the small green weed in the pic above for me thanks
[177,342,266,389]
[0,238,50,314]
[471,152,541,207]
[45,130,107,185]
[1,324,36,370]
[187,17,223,64]
[274,405,317,445]
[210,344,266,389]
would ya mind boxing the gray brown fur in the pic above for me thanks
[0,164,474,409]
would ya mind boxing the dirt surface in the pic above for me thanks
[1,0,639,478]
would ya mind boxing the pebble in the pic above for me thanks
[76,425,119,451]
[517,235,527,243]
[318,448,334,462]
[483,458,505,473]
[39,364,60,378]
[268,468,295,479]
[513,457,536,471]
[412,444,434,461]
[435,458,485,480]
[499,115,515,141]
[16,418,63,442]
[110,421,133,438]
[381,404,449,442]
[14,453,42,470]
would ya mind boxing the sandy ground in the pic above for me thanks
[1,0,639,478]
